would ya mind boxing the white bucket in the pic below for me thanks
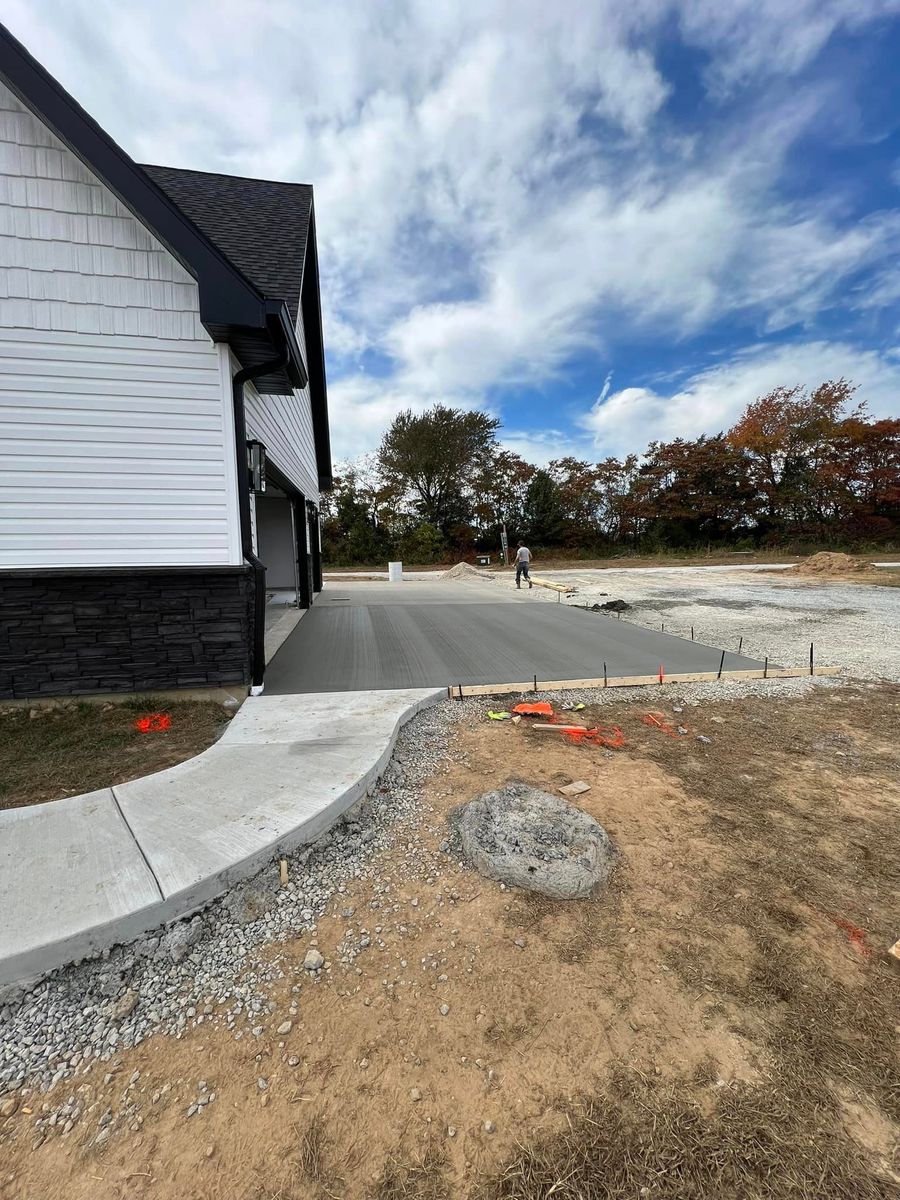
[388,561,403,583]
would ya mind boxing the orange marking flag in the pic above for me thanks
[134,713,171,734]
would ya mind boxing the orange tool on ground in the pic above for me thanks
[512,702,554,717]
[532,723,625,748]
[641,711,680,737]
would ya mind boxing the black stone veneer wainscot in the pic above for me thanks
[0,568,254,699]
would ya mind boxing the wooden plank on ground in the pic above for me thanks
[529,576,576,593]
[449,666,840,699]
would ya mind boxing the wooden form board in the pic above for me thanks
[447,666,840,699]
[529,576,576,594]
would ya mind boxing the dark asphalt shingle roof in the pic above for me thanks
[141,165,313,322]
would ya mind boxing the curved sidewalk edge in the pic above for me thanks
[0,688,445,987]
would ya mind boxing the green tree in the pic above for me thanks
[378,405,500,533]
[522,469,566,545]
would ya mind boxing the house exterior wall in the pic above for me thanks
[242,345,319,504]
[0,568,253,699]
[0,80,241,570]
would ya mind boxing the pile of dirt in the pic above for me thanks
[452,781,615,898]
[592,598,630,612]
[795,552,873,576]
[444,561,494,580]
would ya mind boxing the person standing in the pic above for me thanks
[515,543,532,589]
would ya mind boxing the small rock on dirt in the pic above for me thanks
[452,782,614,899]
[303,949,324,972]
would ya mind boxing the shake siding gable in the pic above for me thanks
[0,80,241,569]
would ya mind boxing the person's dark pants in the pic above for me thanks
[516,561,531,588]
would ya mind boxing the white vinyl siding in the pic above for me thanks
[0,331,240,567]
[0,83,241,568]
[242,344,319,503]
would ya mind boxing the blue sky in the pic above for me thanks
[7,1,900,463]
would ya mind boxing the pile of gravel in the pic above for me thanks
[444,562,493,580]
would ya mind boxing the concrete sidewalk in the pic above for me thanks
[0,688,444,986]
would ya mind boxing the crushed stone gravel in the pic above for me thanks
[496,565,900,682]
[0,670,851,1145]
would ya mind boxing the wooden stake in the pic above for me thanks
[279,859,288,887]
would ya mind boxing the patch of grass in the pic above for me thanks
[296,1113,330,1183]
[478,1068,898,1200]
[0,696,233,809]
[370,1144,449,1200]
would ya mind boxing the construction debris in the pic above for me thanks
[529,576,577,594]
[532,722,626,749]
[641,712,683,737]
[512,702,555,717]
[592,599,630,612]
[558,780,592,798]
[486,710,511,721]
[452,781,615,899]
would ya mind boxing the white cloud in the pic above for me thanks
[4,0,900,461]
[677,0,900,94]
[581,341,900,458]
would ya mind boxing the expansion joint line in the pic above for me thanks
[110,788,165,902]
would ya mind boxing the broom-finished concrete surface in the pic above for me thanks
[264,579,767,694]
[0,688,443,986]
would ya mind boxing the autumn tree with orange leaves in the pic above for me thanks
[322,383,898,564]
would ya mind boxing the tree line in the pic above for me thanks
[322,379,899,565]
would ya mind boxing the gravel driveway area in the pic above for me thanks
[507,566,900,682]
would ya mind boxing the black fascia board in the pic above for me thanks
[301,204,334,491]
[0,22,265,330]
[265,299,308,390]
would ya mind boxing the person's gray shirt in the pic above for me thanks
[516,546,531,563]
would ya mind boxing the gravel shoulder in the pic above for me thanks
[501,565,900,682]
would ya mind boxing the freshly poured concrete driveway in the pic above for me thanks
[264,578,766,694]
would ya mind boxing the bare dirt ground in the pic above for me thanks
[2,683,897,1199]
[0,699,233,810]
